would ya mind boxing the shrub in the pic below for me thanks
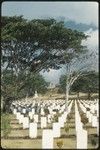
[91,137,97,146]
[1,113,11,138]
[81,115,88,125]
[86,108,90,111]
[44,108,50,115]
[65,125,70,134]
[56,140,63,149]
[67,114,72,121]
[52,113,60,122]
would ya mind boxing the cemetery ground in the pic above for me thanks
[1,93,99,149]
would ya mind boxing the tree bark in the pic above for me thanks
[65,83,69,111]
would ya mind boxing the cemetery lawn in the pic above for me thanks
[1,114,97,149]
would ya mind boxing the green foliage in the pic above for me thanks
[71,71,99,98]
[1,16,87,74]
[44,108,50,115]
[1,16,88,112]
[80,114,88,125]
[52,113,60,122]
[56,140,63,149]
[64,125,70,134]
[1,113,11,138]
[59,71,99,96]
[1,70,48,112]
[90,136,98,146]
[67,114,72,121]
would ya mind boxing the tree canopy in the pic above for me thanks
[71,71,99,99]
[59,71,99,99]
[1,16,88,74]
[1,16,89,112]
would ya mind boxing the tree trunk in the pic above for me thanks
[65,84,69,111]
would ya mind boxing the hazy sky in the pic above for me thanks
[2,1,98,27]
[2,1,99,85]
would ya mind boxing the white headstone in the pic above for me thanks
[23,117,29,129]
[32,108,35,114]
[86,111,90,118]
[41,108,45,115]
[58,117,64,127]
[77,129,87,149]
[88,113,92,123]
[29,112,33,119]
[53,122,60,137]
[41,117,47,128]
[22,108,26,114]
[19,114,24,124]
[13,108,17,114]
[34,114,38,123]
[42,129,53,149]
[16,112,20,120]
[29,122,37,138]
[92,115,98,127]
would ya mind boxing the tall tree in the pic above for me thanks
[1,16,87,74]
[71,71,99,99]
[1,16,88,111]
[59,51,97,109]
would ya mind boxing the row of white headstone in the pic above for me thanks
[13,100,73,149]
[75,100,88,149]
[78,99,99,135]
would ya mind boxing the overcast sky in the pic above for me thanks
[2,1,98,27]
[2,1,99,85]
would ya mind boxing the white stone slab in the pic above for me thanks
[34,114,38,123]
[42,129,53,149]
[58,117,64,127]
[29,112,33,119]
[86,111,90,118]
[92,115,98,127]
[53,122,60,137]
[13,108,17,114]
[32,108,35,114]
[77,129,87,149]
[41,117,47,128]
[23,117,29,129]
[47,114,51,123]
[29,123,37,138]
[16,112,20,120]
[19,114,24,124]
[41,108,45,115]
[22,108,26,114]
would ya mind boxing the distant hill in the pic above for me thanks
[64,20,97,32]
[56,17,97,32]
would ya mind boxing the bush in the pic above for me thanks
[56,140,63,149]
[81,115,88,125]
[52,113,60,122]
[65,125,70,134]
[67,114,72,121]
[1,113,11,138]
[86,107,90,111]
[91,137,97,146]
[44,108,50,115]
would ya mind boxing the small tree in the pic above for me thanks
[59,51,97,110]
[71,71,99,99]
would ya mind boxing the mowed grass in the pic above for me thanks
[1,137,96,149]
[1,105,98,149]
